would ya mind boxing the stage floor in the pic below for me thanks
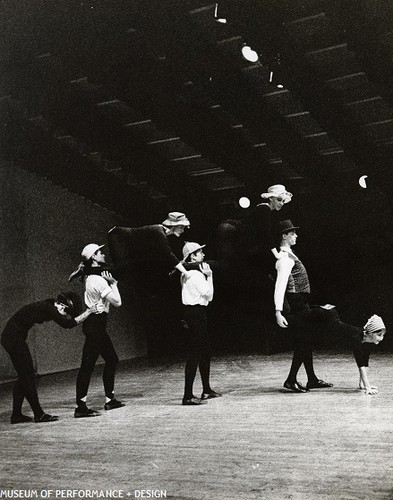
[0,351,392,500]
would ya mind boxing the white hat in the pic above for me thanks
[260,184,293,203]
[162,212,190,227]
[182,241,206,260]
[81,243,105,261]
[364,314,386,334]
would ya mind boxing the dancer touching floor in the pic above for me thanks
[274,220,385,394]
[333,313,385,395]
[355,314,385,395]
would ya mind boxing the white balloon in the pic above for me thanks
[359,175,368,189]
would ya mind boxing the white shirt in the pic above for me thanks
[84,275,113,313]
[274,249,296,312]
[181,270,214,306]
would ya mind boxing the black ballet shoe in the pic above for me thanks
[283,380,309,393]
[74,406,101,418]
[11,414,33,424]
[182,397,207,406]
[306,379,334,389]
[201,390,222,400]
[104,398,125,411]
[34,413,59,423]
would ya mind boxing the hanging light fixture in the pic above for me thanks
[214,3,227,23]
[241,44,259,63]
[269,53,284,88]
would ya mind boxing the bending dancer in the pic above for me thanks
[274,220,333,393]
[107,212,192,278]
[274,220,385,394]
[71,243,124,418]
[181,242,221,406]
[356,315,385,394]
[1,292,103,424]
[332,313,385,395]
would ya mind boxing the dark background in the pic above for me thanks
[1,0,392,356]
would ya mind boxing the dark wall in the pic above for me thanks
[0,159,146,382]
[1,0,393,358]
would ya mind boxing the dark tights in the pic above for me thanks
[76,314,119,405]
[286,330,318,384]
[285,294,321,384]
[285,293,361,383]
[183,305,212,399]
[1,339,44,419]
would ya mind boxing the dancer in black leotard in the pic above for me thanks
[1,292,102,424]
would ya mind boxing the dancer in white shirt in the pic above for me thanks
[181,242,222,406]
[274,221,333,393]
[72,243,124,417]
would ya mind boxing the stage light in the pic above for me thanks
[239,196,251,208]
[269,70,284,88]
[268,53,284,88]
[214,3,227,24]
[359,175,368,189]
[241,45,259,63]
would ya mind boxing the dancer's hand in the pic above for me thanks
[91,303,105,314]
[359,383,377,390]
[365,387,379,395]
[101,271,117,285]
[275,311,288,328]
[199,263,212,277]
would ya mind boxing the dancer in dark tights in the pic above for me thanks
[180,242,221,406]
[107,211,192,279]
[70,243,124,418]
[274,220,383,393]
[274,220,333,393]
[1,292,102,424]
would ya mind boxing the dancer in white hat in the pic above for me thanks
[107,211,192,278]
[257,184,293,260]
[71,243,124,418]
[180,242,221,405]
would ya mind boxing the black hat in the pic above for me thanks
[277,219,299,234]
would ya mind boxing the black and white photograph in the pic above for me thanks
[0,1,393,499]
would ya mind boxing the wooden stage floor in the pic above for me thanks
[0,351,392,500]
